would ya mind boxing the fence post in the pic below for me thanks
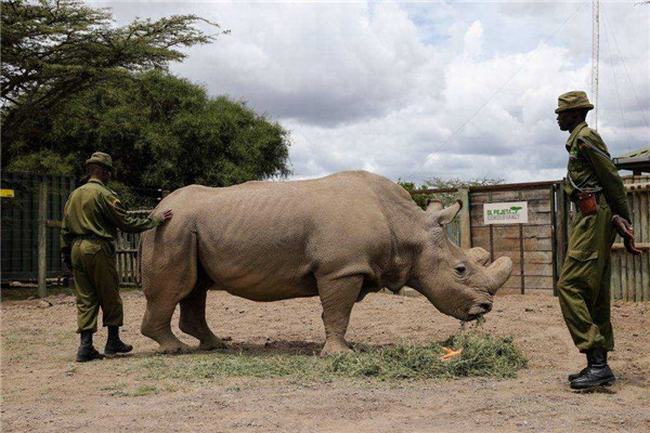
[550,184,559,296]
[458,188,471,250]
[37,181,48,298]
[555,183,568,296]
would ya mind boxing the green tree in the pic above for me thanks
[7,71,291,200]
[1,0,224,148]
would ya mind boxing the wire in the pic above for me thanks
[425,1,588,160]
[603,10,650,129]
[602,17,634,151]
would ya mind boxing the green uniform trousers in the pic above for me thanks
[558,197,616,353]
[71,239,123,333]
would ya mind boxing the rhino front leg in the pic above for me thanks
[318,275,363,356]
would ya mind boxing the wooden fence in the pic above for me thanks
[3,172,647,300]
[414,176,650,301]
[414,181,558,293]
[470,183,557,293]
[115,210,151,286]
[610,177,650,301]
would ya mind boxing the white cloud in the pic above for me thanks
[463,20,484,59]
[93,0,649,184]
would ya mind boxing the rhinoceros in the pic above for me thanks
[139,171,512,355]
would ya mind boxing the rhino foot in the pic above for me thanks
[320,339,353,357]
[198,336,229,351]
[158,341,192,354]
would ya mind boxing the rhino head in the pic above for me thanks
[407,200,513,321]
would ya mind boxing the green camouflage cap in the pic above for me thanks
[85,151,113,170]
[555,90,594,114]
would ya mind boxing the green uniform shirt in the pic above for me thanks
[563,122,631,222]
[61,178,161,248]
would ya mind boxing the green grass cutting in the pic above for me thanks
[131,332,527,384]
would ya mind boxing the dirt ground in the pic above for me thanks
[1,289,649,433]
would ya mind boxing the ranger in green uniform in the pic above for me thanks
[555,91,641,389]
[61,152,173,362]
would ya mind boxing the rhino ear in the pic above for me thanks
[425,199,444,212]
[429,200,463,226]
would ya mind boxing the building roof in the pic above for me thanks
[613,146,650,173]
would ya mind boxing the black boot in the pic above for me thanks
[76,330,105,362]
[104,326,133,356]
[568,367,589,382]
[568,358,591,381]
[570,348,615,390]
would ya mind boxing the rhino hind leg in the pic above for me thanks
[179,272,228,351]
[141,299,191,354]
[318,275,363,356]
[140,229,197,354]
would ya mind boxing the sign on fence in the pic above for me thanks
[483,201,528,225]
[1,189,15,198]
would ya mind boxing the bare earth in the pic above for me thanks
[2,290,649,433]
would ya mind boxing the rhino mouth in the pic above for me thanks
[466,302,492,321]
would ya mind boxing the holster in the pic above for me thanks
[576,191,598,216]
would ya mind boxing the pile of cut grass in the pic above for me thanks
[130,332,526,384]
[331,333,527,380]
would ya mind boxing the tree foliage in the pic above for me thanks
[399,177,503,209]
[2,0,290,198]
[1,0,224,142]
[6,71,291,194]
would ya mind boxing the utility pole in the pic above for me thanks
[592,0,600,130]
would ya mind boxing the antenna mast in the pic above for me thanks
[592,0,600,130]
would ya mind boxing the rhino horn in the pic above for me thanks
[465,247,491,266]
[486,256,513,295]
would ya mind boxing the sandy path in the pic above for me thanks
[2,290,649,433]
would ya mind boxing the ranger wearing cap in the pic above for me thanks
[61,152,173,362]
[555,91,641,389]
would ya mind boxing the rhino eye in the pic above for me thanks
[454,263,467,275]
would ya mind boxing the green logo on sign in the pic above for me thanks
[487,206,523,217]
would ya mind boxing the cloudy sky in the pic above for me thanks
[94,0,649,184]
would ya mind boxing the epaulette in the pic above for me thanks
[577,137,611,160]
[576,128,610,159]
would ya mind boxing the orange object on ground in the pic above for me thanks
[440,347,463,361]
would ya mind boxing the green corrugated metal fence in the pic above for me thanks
[1,172,76,281]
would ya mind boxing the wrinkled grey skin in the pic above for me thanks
[140,171,513,355]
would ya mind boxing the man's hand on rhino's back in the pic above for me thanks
[159,209,173,224]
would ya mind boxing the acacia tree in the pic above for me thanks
[1,0,225,148]
[7,71,291,201]
[2,1,290,198]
